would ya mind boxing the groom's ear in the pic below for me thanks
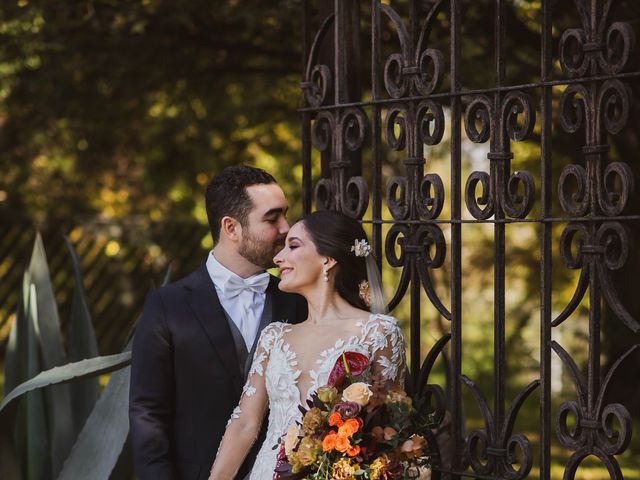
[220,216,241,242]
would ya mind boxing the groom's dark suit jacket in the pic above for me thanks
[129,264,307,480]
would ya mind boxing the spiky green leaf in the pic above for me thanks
[64,235,99,436]
[0,353,131,415]
[56,366,131,480]
[28,234,75,475]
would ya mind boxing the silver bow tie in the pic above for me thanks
[223,272,270,298]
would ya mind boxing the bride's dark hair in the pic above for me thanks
[301,210,369,310]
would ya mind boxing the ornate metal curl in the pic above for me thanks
[384,101,445,222]
[311,108,370,218]
[553,222,639,331]
[380,2,446,99]
[383,223,450,320]
[301,13,334,108]
[559,13,636,78]
[462,376,540,480]
[557,6,636,221]
[551,341,639,479]
[463,92,536,220]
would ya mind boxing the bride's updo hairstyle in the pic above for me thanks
[301,210,369,310]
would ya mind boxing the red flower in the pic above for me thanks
[327,352,369,387]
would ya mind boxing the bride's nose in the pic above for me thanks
[273,247,285,266]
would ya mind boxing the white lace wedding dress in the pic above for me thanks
[222,313,406,480]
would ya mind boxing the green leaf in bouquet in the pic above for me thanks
[64,235,100,437]
[28,233,74,475]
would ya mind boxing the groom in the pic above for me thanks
[129,165,307,480]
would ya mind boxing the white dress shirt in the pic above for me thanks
[206,252,268,350]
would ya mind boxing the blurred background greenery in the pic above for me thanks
[0,0,639,478]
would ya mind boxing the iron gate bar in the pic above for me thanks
[297,71,640,112]
[299,1,639,479]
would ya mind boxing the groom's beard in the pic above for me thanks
[239,230,286,269]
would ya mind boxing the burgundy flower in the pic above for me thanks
[382,458,404,480]
[327,352,369,387]
[331,401,361,419]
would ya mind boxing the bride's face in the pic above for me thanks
[273,222,325,293]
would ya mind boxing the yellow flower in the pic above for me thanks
[296,437,321,466]
[302,407,326,435]
[331,458,358,480]
[317,385,339,404]
[342,382,373,406]
[369,456,387,480]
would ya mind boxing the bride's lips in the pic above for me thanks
[279,267,293,276]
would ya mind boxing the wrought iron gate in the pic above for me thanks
[299,1,640,479]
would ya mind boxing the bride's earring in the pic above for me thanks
[323,267,329,282]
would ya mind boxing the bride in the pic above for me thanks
[208,210,406,479]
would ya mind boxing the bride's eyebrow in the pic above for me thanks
[287,236,303,244]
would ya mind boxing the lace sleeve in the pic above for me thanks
[208,324,278,480]
[367,315,406,388]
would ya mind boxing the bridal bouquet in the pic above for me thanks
[274,352,434,480]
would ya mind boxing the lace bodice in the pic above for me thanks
[211,314,406,480]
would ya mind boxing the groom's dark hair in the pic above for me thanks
[206,164,276,242]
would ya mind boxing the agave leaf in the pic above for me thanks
[56,365,131,480]
[0,353,131,415]
[4,270,30,395]
[24,284,51,480]
[29,233,75,475]
[162,264,172,287]
[0,282,51,480]
[64,235,99,436]
[29,233,68,370]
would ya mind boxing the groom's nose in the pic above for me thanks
[278,216,290,235]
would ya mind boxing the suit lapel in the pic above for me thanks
[185,265,243,395]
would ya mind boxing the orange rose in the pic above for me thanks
[322,432,337,452]
[335,434,351,453]
[346,445,361,457]
[329,412,344,427]
[338,418,361,437]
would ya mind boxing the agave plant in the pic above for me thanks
[0,233,167,480]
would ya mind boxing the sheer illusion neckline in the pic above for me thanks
[275,314,378,404]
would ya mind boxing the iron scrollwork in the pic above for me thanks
[379,1,449,321]
[554,2,638,478]
[302,12,370,219]
[312,108,370,218]
[300,2,640,478]
[462,376,540,480]
[464,92,537,220]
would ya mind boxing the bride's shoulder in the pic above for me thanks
[367,313,400,326]
[263,321,291,334]
[365,313,403,336]
[258,322,290,344]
